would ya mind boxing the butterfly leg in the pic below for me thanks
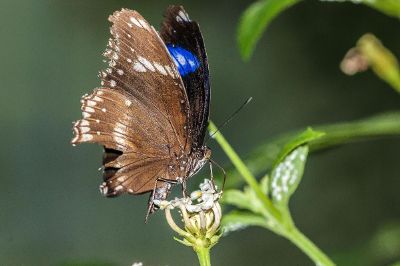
[208,161,217,191]
[145,177,178,223]
[181,181,188,198]
[209,159,227,191]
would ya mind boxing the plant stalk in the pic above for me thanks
[209,121,335,265]
[285,225,335,266]
[208,121,282,223]
[195,246,211,266]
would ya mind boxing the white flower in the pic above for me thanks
[154,179,222,249]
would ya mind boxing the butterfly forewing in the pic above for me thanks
[160,6,211,149]
[72,9,192,196]
[105,9,191,150]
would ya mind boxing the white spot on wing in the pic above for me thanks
[133,61,147,72]
[130,17,142,28]
[110,80,116,87]
[176,53,186,65]
[188,59,196,67]
[80,127,90,133]
[125,99,132,106]
[137,56,155,71]
[115,185,124,191]
[80,120,90,126]
[86,100,97,107]
[153,62,167,75]
[113,135,126,146]
[117,176,127,182]
[178,10,190,21]
[100,182,108,195]
[82,112,91,118]
[114,122,127,135]
[92,96,103,102]
[138,19,150,31]
[164,65,175,78]
[81,134,93,141]
[83,106,95,113]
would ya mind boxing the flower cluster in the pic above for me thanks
[154,179,222,250]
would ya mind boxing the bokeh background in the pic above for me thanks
[1,0,399,265]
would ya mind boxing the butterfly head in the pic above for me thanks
[202,146,212,161]
[185,146,211,178]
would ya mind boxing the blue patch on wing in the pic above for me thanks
[166,44,200,76]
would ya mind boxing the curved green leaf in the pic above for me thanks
[354,0,400,19]
[270,146,308,206]
[237,0,301,60]
[221,189,254,211]
[222,188,267,215]
[272,128,324,168]
[219,111,400,189]
[237,0,400,61]
[221,210,270,235]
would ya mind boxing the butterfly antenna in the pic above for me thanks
[206,97,252,142]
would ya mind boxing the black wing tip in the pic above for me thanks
[164,5,191,20]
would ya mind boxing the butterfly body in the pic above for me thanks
[71,6,211,218]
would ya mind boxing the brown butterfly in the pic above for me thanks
[71,6,215,220]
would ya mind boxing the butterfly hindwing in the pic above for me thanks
[160,6,211,149]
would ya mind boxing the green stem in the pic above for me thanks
[285,225,335,266]
[208,121,282,223]
[195,246,211,266]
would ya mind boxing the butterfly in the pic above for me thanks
[71,6,212,220]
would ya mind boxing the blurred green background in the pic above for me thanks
[1,0,399,265]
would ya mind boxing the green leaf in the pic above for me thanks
[351,0,400,19]
[221,210,271,235]
[270,146,308,206]
[221,189,253,210]
[272,128,324,168]
[259,174,270,194]
[237,0,300,60]
[221,188,266,215]
[326,0,400,19]
[237,0,400,61]
[174,237,193,247]
[222,111,400,189]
